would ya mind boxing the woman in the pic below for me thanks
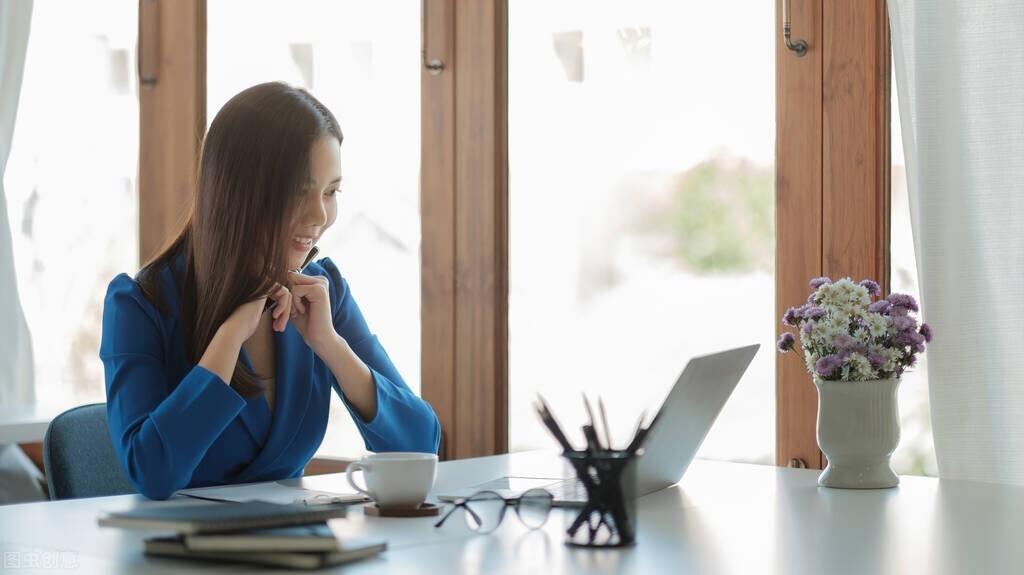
[100,82,440,500]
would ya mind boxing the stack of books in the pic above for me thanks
[99,500,386,570]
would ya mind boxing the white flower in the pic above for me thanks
[866,313,891,338]
[804,350,818,374]
[853,327,872,347]
[846,353,877,381]
[882,348,902,372]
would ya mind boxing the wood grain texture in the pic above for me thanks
[776,0,824,469]
[138,0,206,265]
[452,0,508,459]
[421,0,457,460]
[822,0,890,289]
[776,0,891,469]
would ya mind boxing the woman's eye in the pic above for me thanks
[326,188,340,197]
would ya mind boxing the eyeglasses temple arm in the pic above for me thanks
[433,503,461,528]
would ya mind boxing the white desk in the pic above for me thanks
[1,450,1022,574]
[0,404,66,444]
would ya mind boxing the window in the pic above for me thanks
[207,0,422,457]
[3,1,139,407]
[889,64,937,476]
[508,1,776,463]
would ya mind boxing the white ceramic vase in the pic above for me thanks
[814,377,900,489]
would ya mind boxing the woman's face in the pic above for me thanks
[288,134,341,270]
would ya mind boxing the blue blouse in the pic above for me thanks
[100,256,440,500]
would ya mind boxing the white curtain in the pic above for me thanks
[0,0,34,406]
[0,0,45,505]
[889,0,1024,484]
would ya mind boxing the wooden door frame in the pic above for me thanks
[421,0,509,460]
[775,0,891,468]
[137,0,205,265]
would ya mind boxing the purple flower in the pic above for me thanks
[895,330,925,348]
[809,277,833,290]
[777,333,796,353]
[868,352,886,370]
[815,355,843,378]
[782,307,799,327]
[868,300,892,314]
[887,293,919,312]
[889,305,910,317]
[859,279,881,296]
[802,321,815,335]
[892,315,917,332]
[833,334,855,349]
[804,306,826,321]
[919,323,933,343]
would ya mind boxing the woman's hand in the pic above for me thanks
[201,285,292,384]
[286,272,337,354]
[220,284,293,344]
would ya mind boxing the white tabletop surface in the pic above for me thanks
[0,403,70,444]
[1,450,1022,574]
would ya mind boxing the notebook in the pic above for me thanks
[145,535,386,570]
[179,479,368,506]
[98,500,348,534]
[184,522,340,552]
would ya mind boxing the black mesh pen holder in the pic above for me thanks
[563,450,640,548]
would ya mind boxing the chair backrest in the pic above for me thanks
[43,403,134,500]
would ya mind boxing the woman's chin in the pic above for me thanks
[287,256,306,271]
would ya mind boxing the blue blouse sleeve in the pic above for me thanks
[318,258,441,454]
[100,274,247,499]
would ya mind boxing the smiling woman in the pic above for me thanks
[100,82,439,499]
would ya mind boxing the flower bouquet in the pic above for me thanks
[777,277,931,488]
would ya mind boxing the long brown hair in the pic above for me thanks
[138,82,343,397]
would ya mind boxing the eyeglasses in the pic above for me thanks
[434,489,554,533]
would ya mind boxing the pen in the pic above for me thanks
[534,402,574,453]
[582,424,601,454]
[536,395,575,453]
[582,394,603,450]
[598,397,613,450]
[624,410,647,454]
[265,246,320,311]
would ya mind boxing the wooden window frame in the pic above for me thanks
[421,0,509,460]
[775,0,891,468]
[137,0,890,466]
[138,0,206,264]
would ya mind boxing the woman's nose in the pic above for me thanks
[303,196,328,227]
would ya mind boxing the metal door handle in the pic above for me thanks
[783,0,808,57]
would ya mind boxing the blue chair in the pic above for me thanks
[43,403,134,500]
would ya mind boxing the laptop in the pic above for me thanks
[438,344,760,506]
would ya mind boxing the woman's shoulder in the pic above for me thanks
[104,262,178,326]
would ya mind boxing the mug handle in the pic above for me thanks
[346,460,372,497]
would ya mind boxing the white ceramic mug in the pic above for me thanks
[346,452,438,508]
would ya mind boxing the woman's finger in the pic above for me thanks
[287,271,324,286]
[271,285,288,320]
[291,286,308,315]
[276,290,293,332]
[289,281,329,304]
[269,287,286,331]
[289,283,330,316]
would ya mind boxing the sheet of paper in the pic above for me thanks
[178,480,368,505]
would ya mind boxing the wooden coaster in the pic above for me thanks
[363,502,442,517]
